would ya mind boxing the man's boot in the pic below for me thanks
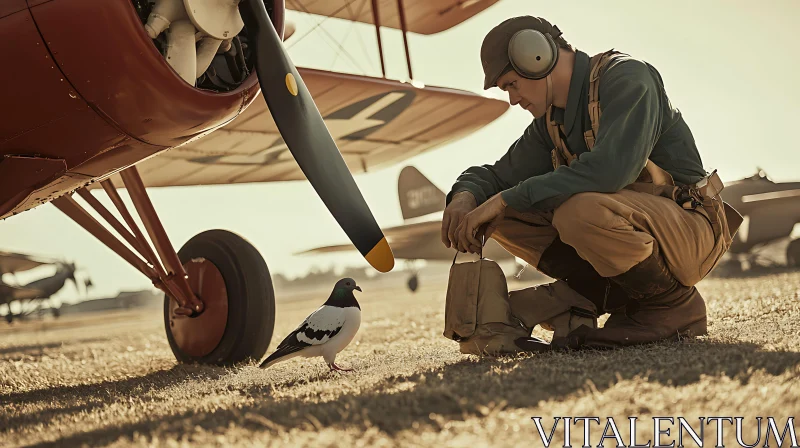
[509,280,599,352]
[511,238,629,353]
[535,238,630,314]
[567,243,708,349]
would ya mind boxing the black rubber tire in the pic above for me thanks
[787,239,800,268]
[164,229,275,366]
[407,274,419,293]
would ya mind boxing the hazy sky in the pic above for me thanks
[1,0,798,302]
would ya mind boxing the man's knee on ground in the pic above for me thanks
[552,192,628,246]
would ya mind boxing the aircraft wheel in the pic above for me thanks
[164,230,275,366]
[407,274,419,293]
[787,239,800,268]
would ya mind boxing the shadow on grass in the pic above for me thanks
[16,339,800,447]
[0,338,110,358]
[0,364,227,436]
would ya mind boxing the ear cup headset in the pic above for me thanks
[508,29,559,79]
[507,28,560,109]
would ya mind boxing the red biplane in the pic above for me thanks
[0,0,507,365]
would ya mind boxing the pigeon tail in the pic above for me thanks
[259,347,303,369]
[258,344,305,369]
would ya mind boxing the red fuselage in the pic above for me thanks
[0,0,283,219]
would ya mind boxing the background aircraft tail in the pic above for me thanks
[398,166,446,220]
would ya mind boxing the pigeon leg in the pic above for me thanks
[330,362,353,372]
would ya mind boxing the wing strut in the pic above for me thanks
[370,0,387,77]
[396,0,413,80]
[52,166,204,317]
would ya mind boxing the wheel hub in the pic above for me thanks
[168,258,228,357]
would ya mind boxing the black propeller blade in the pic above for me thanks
[238,0,394,273]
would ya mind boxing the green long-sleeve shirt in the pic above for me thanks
[446,50,708,212]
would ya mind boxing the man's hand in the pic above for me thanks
[453,192,507,253]
[441,191,477,249]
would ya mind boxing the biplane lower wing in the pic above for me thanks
[97,68,508,188]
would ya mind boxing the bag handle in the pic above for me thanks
[451,234,486,265]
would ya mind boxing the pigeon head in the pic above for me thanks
[334,278,362,292]
[326,278,362,309]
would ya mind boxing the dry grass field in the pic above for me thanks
[1,269,799,447]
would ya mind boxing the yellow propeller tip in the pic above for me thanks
[365,237,394,273]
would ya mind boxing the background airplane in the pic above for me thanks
[716,169,800,271]
[0,252,92,323]
[0,0,508,365]
[299,166,800,286]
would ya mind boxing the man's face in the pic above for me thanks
[497,70,548,118]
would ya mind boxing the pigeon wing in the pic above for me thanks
[260,306,347,367]
[296,305,347,345]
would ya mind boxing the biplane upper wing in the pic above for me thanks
[0,252,52,275]
[286,0,501,35]
[100,69,508,188]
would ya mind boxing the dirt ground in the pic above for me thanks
[1,270,799,447]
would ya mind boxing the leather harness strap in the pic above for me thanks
[547,50,622,169]
[544,50,732,244]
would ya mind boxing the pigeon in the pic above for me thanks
[259,278,362,372]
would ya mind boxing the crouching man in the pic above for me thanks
[442,16,741,350]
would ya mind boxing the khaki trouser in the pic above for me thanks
[488,189,726,287]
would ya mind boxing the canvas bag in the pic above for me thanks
[442,249,529,355]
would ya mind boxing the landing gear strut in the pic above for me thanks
[53,166,275,365]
